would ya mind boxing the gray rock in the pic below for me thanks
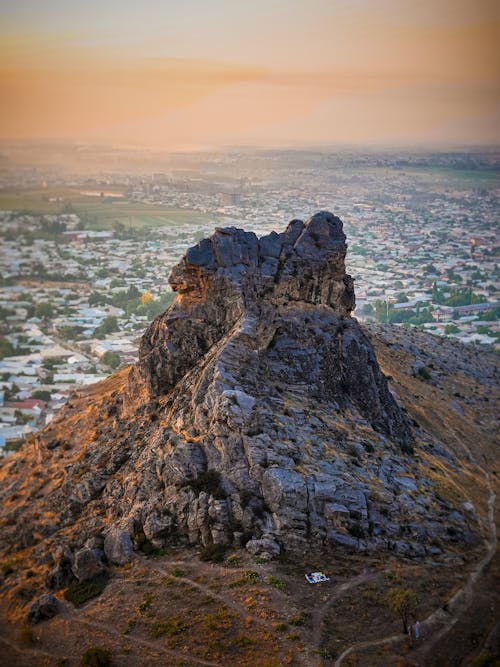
[246,535,281,560]
[27,594,58,624]
[328,530,359,549]
[395,476,418,492]
[104,529,134,565]
[72,548,106,582]
[325,503,350,528]
[6,211,483,577]
[45,544,74,590]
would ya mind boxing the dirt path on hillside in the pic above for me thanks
[333,471,497,667]
[309,570,380,657]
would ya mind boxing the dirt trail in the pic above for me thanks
[0,636,59,665]
[78,617,222,667]
[333,471,497,667]
[310,570,380,651]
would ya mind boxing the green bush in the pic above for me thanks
[81,646,111,666]
[418,366,431,381]
[149,617,188,639]
[64,572,110,607]
[266,575,286,591]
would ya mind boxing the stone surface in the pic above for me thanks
[72,548,106,582]
[104,529,134,565]
[0,211,490,576]
[27,594,58,624]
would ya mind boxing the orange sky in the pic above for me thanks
[0,0,499,148]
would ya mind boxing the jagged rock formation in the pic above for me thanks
[128,212,409,443]
[0,212,484,584]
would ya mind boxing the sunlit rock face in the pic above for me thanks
[11,211,479,579]
[129,211,355,399]
[128,211,407,441]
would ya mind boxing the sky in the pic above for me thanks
[0,0,499,149]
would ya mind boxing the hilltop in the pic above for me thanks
[0,212,498,666]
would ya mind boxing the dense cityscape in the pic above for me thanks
[0,147,498,454]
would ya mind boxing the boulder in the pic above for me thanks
[72,548,106,582]
[246,535,281,560]
[27,594,59,624]
[104,529,134,565]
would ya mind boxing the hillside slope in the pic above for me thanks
[0,212,498,666]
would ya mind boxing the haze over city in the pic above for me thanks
[1,0,499,149]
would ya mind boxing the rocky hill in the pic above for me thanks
[0,211,498,666]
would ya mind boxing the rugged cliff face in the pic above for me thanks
[0,212,484,588]
[127,212,408,444]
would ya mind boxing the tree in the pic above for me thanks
[0,338,14,359]
[141,290,153,305]
[387,587,418,634]
[101,351,121,369]
[32,390,52,402]
[362,303,374,316]
[34,302,54,319]
[15,410,33,425]
[94,316,119,339]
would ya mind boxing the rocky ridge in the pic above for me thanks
[0,212,487,589]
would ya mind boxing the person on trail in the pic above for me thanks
[415,620,420,640]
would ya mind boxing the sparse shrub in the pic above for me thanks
[171,568,185,578]
[274,622,287,632]
[229,570,259,587]
[225,554,241,567]
[149,617,188,639]
[289,614,305,626]
[387,587,418,634]
[81,646,111,666]
[123,618,136,635]
[203,606,231,631]
[418,366,431,381]
[64,572,110,607]
[138,592,154,613]
[184,470,227,499]
[200,543,226,563]
[267,575,286,591]
[231,634,254,648]
[316,648,334,660]
[57,659,68,667]
[254,556,268,565]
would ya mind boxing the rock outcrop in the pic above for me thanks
[0,211,482,578]
[128,211,409,444]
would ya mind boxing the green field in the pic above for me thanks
[0,188,214,229]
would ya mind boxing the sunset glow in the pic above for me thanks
[0,0,499,147]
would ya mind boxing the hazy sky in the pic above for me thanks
[1,0,499,148]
